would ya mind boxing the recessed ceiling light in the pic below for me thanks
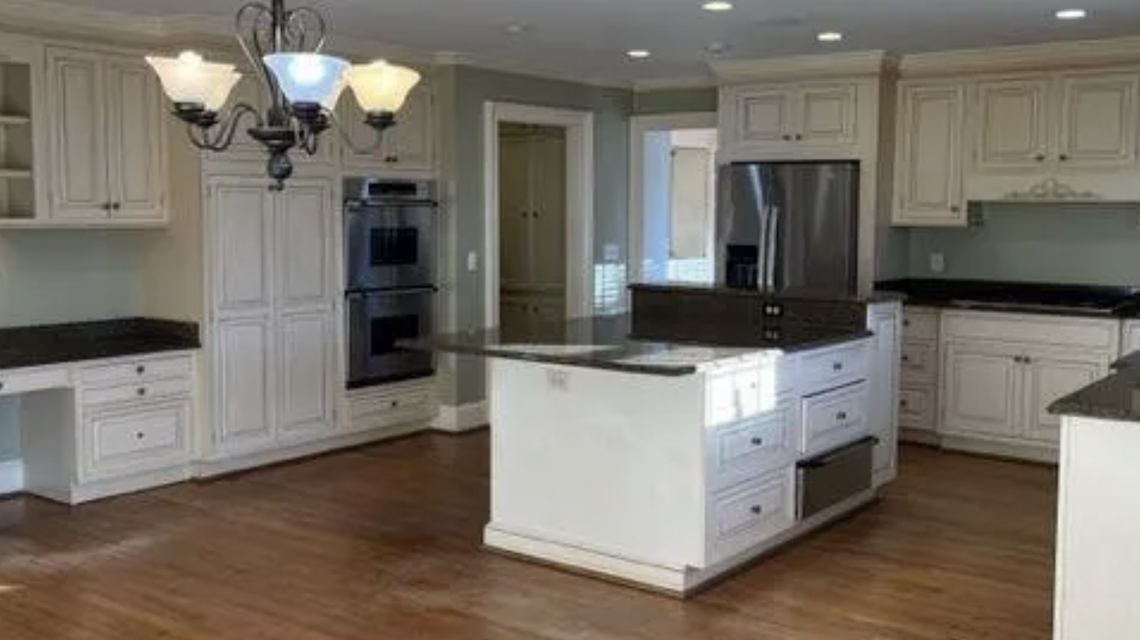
[702,1,734,11]
[817,31,844,43]
[627,49,651,59]
[1055,8,1088,20]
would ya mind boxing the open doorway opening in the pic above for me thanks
[629,113,719,288]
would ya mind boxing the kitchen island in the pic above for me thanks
[408,300,900,595]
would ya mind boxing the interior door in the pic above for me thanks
[498,127,532,291]
[104,55,165,220]
[529,126,568,293]
[942,340,1021,438]
[47,47,108,220]
[1023,348,1107,445]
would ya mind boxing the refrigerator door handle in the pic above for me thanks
[764,206,779,291]
[755,204,769,290]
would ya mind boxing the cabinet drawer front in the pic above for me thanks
[898,387,935,430]
[941,311,1118,351]
[82,377,193,407]
[0,367,71,396]
[706,366,763,426]
[799,340,870,391]
[706,469,795,565]
[902,308,939,341]
[803,382,869,454]
[709,403,795,489]
[80,354,193,387]
[901,341,937,385]
[346,378,436,432]
[86,400,190,478]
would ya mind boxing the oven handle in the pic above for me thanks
[346,286,439,299]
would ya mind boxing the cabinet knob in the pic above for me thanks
[750,436,764,447]
[390,400,399,408]
[136,365,146,375]
[794,133,803,141]
[111,202,121,211]
[900,399,909,408]
[1034,154,1046,162]
[950,205,961,213]
[902,320,910,327]
[901,354,910,362]
[101,202,112,211]
[137,387,147,397]
[836,411,848,421]
[135,432,145,440]
[0,381,5,391]
[1023,356,1033,364]
[832,362,843,371]
[750,505,764,515]
[781,134,792,141]
[1059,154,1069,162]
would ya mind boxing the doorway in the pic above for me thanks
[628,113,719,288]
[482,102,594,330]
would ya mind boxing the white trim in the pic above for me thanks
[0,459,24,494]
[434,52,631,90]
[900,35,1140,77]
[627,112,719,287]
[711,50,897,83]
[431,401,489,433]
[482,101,595,330]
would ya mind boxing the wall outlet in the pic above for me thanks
[546,369,570,391]
[466,251,479,273]
[603,243,621,262]
[929,252,946,274]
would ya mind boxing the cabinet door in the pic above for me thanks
[498,131,532,289]
[975,78,1051,171]
[47,48,108,219]
[381,87,434,171]
[867,305,901,479]
[275,180,333,308]
[277,309,335,441]
[213,316,275,453]
[208,179,274,314]
[942,341,1021,438]
[798,84,858,147]
[733,87,795,144]
[1057,72,1140,170]
[1122,321,1140,356]
[1023,350,1106,445]
[104,56,166,221]
[529,129,567,289]
[894,82,966,226]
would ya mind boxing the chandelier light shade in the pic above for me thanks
[145,0,421,189]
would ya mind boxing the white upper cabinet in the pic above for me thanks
[339,84,434,173]
[732,87,795,145]
[721,80,862,157]
[47,46,167,225]
[967,68,1140,201]
[893,81,967,226]
[798,84,858,147]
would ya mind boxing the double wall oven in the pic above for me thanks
[344,178,438,389]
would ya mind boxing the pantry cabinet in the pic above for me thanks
[47,47,166,224]
[893,81,967,226]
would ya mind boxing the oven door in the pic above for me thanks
[346,288,435,389]
[345,201,436,291]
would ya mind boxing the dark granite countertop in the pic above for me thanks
[0,318,200,370]
[876,278,1140,319]
[400,314,871,377]
[630,282,905,304]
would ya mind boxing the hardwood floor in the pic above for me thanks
[0,435,1056,639]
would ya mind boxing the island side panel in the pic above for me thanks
[487,358,707,569]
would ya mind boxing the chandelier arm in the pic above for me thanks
[283,6,327,53]
[326,107,386,155]
[235,2,280,106]
[183,103,264,152]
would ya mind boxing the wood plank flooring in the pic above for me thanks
[0,435,1057,639]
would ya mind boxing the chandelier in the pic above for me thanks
[145,0,421,189]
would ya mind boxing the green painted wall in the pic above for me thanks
[633,87,718,115]
[907,203,1140,285]
[437,65,633,405]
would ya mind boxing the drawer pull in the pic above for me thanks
[136,365,146,375]
[750,505,763,515]
[836,411,848,421]
[832,362,843,372]
[899,399,909,408]
[750,436,764,447]
[0,381,4,391]
[135,432,145,440]
[903,320,910,327]
[390,400,399,408]
[137,387,148,397]
[901,355,910,362]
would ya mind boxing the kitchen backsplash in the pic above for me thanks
[907,202,1140,286]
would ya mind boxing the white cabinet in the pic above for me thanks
[899,307,940,439]
[339,85,434,173]
[206,176,336,458]
[943,341,1023,438]
[1023,349,1105,444]
[968,70,1140,201]
[893,82,967,226]
[46,47,166,224]
[866,302,901,482]
[722,81,859,154]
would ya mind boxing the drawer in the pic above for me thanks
[900,341,937,385]
[706,366,768,426]
[802,381,869,455]
[79,354,193,387]
[704,468,795,566]
[902,308,939,341]
[941,311,1117,351]
[346,379,436,432]
[898,387,935,431]
[84,399,191,479]
[799,340,870,393]
[708,402,796,491]
[81,377,193,407]
[0,366,71,396]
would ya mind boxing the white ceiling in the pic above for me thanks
[45,0,1140,83]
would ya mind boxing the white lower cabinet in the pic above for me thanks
[704,468,796,566]
[943,340,1022,439]
[83,399,191,480]
[277,309,336,443]
[213,315,274,454]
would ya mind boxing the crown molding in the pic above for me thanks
[710,50,899,83]
[631,76,717,92]
[900,36,1140,77]
[433,51,632,90]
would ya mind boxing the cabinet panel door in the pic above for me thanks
[214,316,274,453]
[104,57,165,220]
[975,79,1051,170]
[1058,72,1140,169]
[47,49,107,219]
[734,88,794,144]
[276,180,333,308]
[798,84,857,147]
[942,341,1020,438]
[530,130,568,289]
[1024,351,1106,445]
[277,309,335,440]
[498,132,532,289]
[209,179,273,313]
[894,83,966,225]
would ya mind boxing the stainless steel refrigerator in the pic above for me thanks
[715,161,859,295]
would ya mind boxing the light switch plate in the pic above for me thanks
[929,252,945,274]
[603,243,621,262]
[466,251,478,273]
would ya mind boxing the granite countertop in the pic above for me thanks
[0,318,200,370]
[1050,349,1140,421]
[876,278,1140,319]
[400,314,871,376]
[630,282,905,304]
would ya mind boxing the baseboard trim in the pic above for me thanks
[0,459,24,495]
[432,401,489,433]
